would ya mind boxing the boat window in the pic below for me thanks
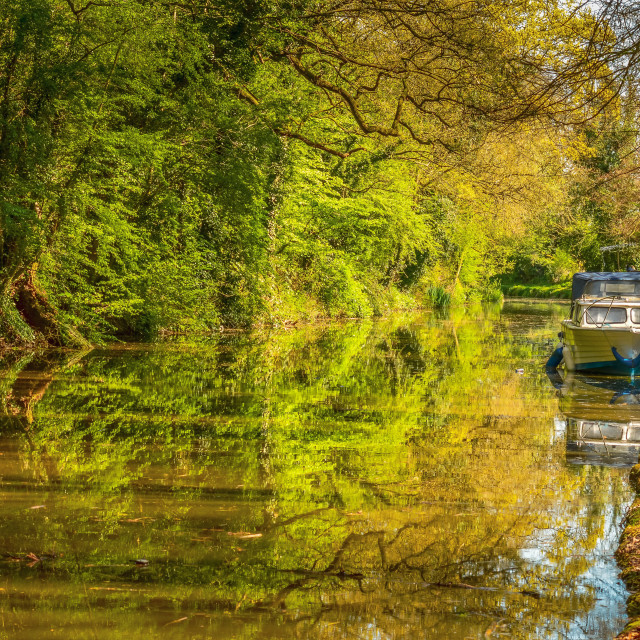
[584,281,605,296]
[581,421,624,440]
[584,306,627,324]
[632,308,640,324]
[606,283,637,294]
[627,426,640,441]
[584,281,640,296]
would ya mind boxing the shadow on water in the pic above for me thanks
[0,303,634,639]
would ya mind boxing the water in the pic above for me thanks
[0,302,634,639]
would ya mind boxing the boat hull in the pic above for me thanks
[561,321,640,374]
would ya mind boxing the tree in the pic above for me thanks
[0,0,634,344]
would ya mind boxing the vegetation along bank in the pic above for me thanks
[617,465,640,639]
[3,1,640,345]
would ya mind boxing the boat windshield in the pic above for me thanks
[584,280,640,297]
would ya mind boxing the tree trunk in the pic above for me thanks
[0,264,88,347]
[14,265,61,344]
[0,266,37,346]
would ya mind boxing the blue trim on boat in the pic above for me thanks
[575,360,639,375]
[611,346,640,368]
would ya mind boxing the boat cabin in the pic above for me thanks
[570,272,640,329]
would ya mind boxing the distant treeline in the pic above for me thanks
[1,0,639,344]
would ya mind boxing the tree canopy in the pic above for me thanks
[1,0,640,343]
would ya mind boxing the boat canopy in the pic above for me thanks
[572,272,640,300]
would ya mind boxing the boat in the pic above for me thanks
[547,271,640,375]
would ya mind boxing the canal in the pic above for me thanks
[0,302,633,639]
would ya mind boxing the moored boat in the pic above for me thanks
[548,272,640,375]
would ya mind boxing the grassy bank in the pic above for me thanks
[501,279,572,299]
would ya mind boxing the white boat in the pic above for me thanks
[548,272,640,375]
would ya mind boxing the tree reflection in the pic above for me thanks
[0,304,630,639]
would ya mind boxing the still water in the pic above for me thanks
[0,302,635,639]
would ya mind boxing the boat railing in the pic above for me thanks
[578,295,621,328]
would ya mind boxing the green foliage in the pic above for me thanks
[267,142,433,319]
[0,0,635,342]
[502,282,572,299]
[505,111,640,285]
[425,286,451,308]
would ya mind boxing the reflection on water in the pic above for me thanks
[0,302,633,639]
[555,373,640,467]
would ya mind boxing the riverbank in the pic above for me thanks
[501,280,572,299]
[0,279,507,348]
[617,465,640,639]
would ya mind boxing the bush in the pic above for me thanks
[425,286,451,308]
